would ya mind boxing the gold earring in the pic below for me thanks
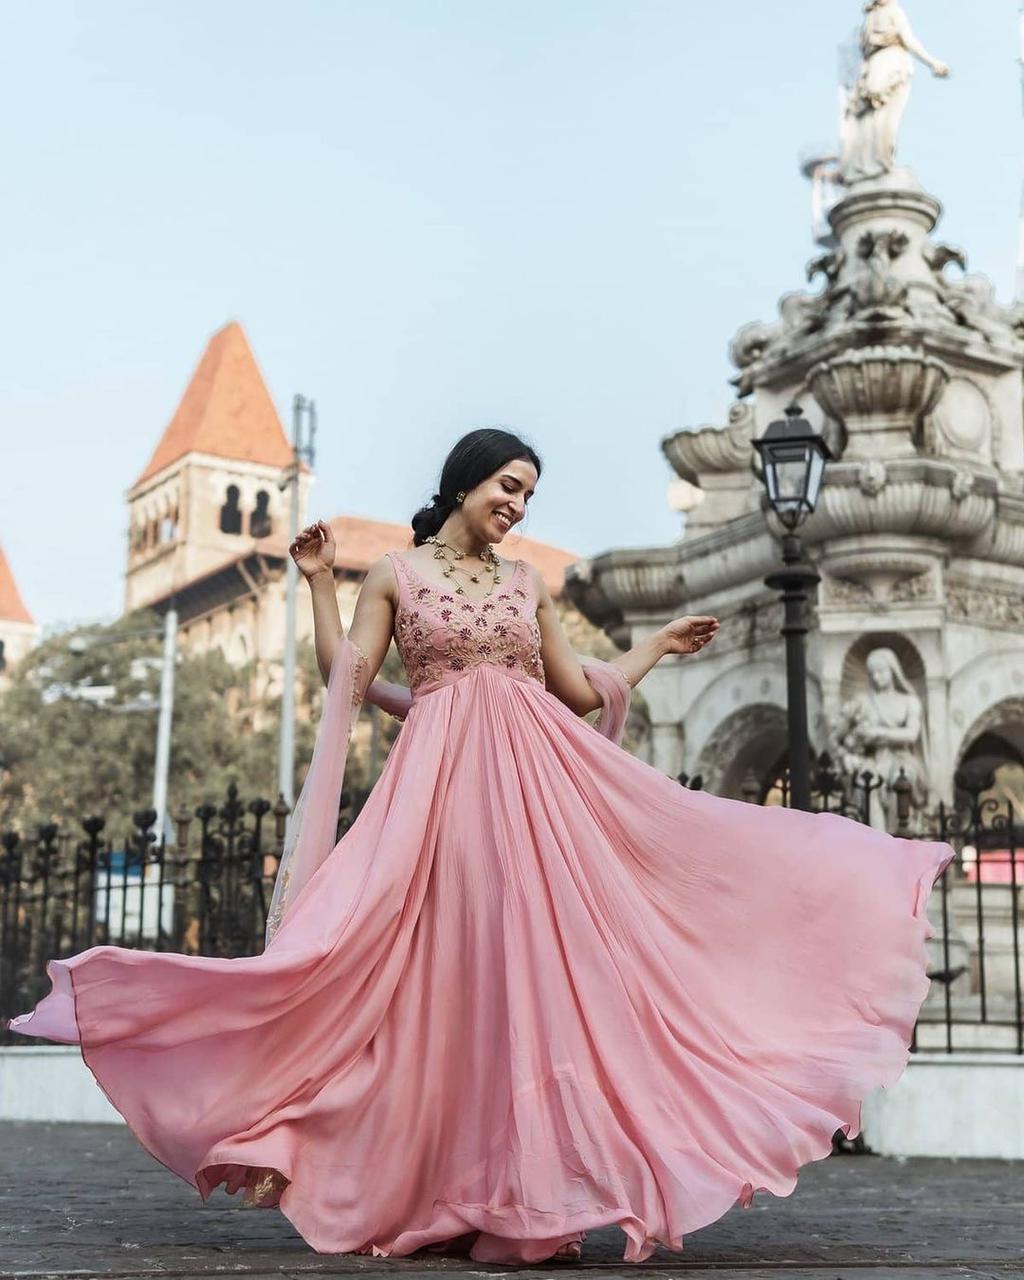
[456,490,466,504]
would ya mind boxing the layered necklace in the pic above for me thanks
[424,535,502,596]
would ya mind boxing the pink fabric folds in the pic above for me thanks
[577,656,631,744]
[270,644,629,943]
[6,554,954,1264]
[366,658,631,745]
[265,636,370,944]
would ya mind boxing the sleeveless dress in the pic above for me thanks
[7,550,952,1264]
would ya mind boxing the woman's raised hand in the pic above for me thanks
[290,520,336,581]
[657,615,719,657]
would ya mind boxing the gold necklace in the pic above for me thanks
[424,535,502,595]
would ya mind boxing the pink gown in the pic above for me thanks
[8,551,952,1264]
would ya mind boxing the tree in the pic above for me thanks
[0,611,356,831]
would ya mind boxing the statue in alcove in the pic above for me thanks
[835,646,928,828]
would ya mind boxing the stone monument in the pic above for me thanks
[566,3,1024,824]
[840,0,950,184]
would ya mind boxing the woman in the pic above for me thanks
[9,429,951,1265]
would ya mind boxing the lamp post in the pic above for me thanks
[278,395,317,807]
[753,404,832,811]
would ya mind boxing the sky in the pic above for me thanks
[2,1,1021,629]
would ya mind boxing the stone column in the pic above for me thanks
[648,720,686,780]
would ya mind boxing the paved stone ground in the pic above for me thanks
[0,1124,1019,1280]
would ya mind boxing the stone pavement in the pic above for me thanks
[0,1124,1019,1280]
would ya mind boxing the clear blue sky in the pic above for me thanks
[2,2,1020,628]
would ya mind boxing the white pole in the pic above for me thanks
[152,606,177,839]
[277,397,303,806]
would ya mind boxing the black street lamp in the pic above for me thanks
[753,404,833,811]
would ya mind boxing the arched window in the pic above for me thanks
[220,485,242,535]
[250,490,272,538]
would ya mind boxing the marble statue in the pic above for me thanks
[840,0,950,184]
[835,647,928,827]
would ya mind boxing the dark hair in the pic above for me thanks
[411,428,542,545]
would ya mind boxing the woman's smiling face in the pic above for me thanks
[463,458,538,544]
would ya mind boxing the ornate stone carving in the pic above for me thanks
[857,460,888,496]
[808,346,949,454]
[846,228,912,317]
[699,599,796,658]
[950,469,975,502]
[822,557,936,611]
[661,401,755,484]
[939,274,1008,344]
[839,0,950,185]
[922,240,967,277]
[947,581,1024,631]
[823,575,874,608]
[926,377,993,458]
[889,569,935,603]
[807,246,847,290]
[819,462,995,543]
[834,645,928,827]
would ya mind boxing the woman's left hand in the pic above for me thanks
[657,615,719,656]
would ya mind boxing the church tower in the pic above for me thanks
[0,542,39,688]
[124,322,306,614]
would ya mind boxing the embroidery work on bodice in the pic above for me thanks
[388,552,545,695]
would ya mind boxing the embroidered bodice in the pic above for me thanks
[388,552,545,696]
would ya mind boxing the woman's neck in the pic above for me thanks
[434,515,489,559]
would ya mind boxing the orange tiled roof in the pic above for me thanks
[0,542,34,625]
[131,322,293,489]
[155,516,576,603]
[326,516,577,596]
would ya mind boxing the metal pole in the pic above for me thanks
[764,533,820,811]
[278,395,305,807]
[152,606,177,838]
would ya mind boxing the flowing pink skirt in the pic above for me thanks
[10,664,951,1263]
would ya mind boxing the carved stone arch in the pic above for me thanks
[686,659,822,780]
[954,695,1024,816]
[957,697,1024,772]
[694,703,788,800]
[949,647,1024,767]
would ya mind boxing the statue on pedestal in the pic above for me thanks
[840,0,950,184]
[835,647,928,827]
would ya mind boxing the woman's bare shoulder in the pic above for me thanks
[361,554,401,603]
[520,560,552,604]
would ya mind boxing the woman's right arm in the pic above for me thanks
[291,522,397,686]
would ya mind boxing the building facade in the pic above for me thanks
[125,322,581,679]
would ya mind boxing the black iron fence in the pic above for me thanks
[2,766,1021,1055]
[0,784,366,1044]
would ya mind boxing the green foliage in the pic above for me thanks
[0,611,327,831]
[0,597,637,831]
